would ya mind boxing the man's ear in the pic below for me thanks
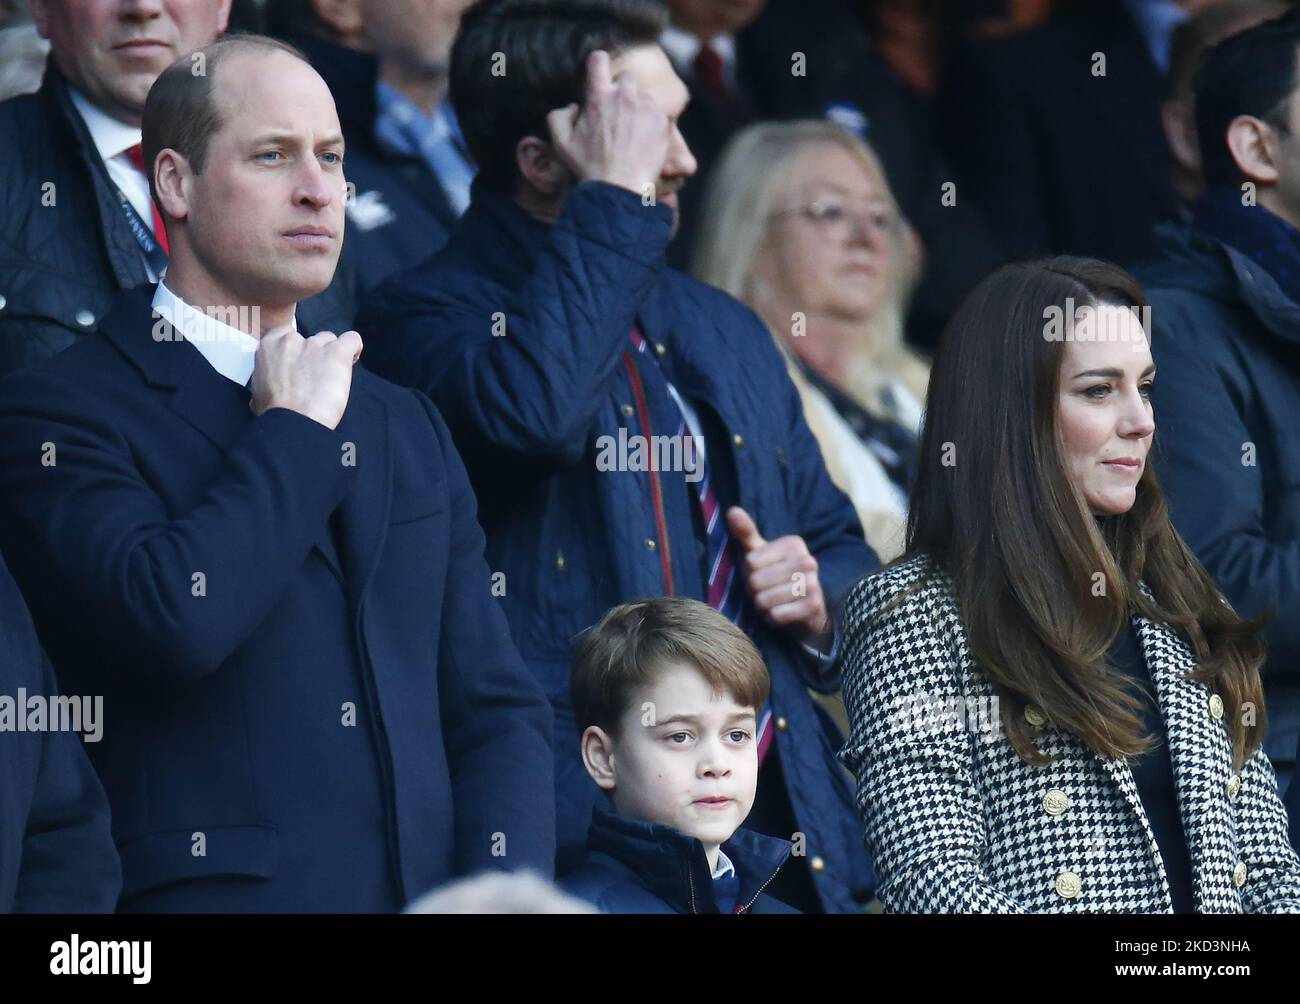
[217,0,234,35]
[1226,114,1281,186]
[515,135,569,199]
[154,149,193,225]
[580,725,618,792]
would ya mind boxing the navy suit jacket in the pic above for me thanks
[0,285,554,912]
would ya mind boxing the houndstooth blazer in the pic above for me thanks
[837,553,1300,913]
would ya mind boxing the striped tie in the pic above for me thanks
[629,327,775,762]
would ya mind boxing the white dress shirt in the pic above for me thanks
[152,281,271,387]
[68,89,155,232]
[712,847,736,880]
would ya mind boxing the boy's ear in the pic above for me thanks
[1226,114,1281,186]
[581,725,617,791]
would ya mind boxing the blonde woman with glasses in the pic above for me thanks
[692,121,927,559]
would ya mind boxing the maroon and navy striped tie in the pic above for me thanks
[629,327,774,762]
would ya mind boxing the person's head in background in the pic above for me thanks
[1162,0,1286,206]
[665,0,766,41]
[266,0,473,112]
[1195,6,1300,228]
[404,870,599,913]
[692,120,925,421]
[572,597,769,873]
[142,34,346,331]
[0,1,50,101]
[29,0,231,125]
[449,0,695,232]
[911,256,1265,772]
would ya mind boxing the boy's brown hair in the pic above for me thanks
[571,597,770,734]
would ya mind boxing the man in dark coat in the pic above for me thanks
[0,0,353,376]
[359,0,879,914]
[267,0,472,294]
[663,0,1002,351]
[944,0,1181,263]
[1132,10,1300,785]
[1,551,120,913]
[0,34,553,912]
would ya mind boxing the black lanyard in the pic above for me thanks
[111,180,169,277]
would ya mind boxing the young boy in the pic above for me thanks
[560,597,797,914]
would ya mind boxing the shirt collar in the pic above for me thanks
[152,281,278,387]
[660,26,735,74]
[375,81,454,139]
[711,848,736,880]
[68,86,141,163]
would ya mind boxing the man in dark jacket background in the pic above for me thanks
[662,0,1002,352]
[0,0,353,376]
[360,0,879,914]
[266,0,473,294]
[944,0,1182,264]
[1132,9,1300,788]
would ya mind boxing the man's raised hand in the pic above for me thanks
[545,49,669,197]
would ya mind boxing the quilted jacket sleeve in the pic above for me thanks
[837,566,1027,913]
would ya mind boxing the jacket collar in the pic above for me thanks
[454,179,718,407]
[98,285,392,602]
[1145,220,1300,346]
[586,800,791,914]
[1128,589,1238,913]
[39,63,149,289]
[455,176,554,287]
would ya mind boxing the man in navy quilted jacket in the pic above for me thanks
[359,0,879,913]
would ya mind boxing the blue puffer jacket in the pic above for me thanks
[1133,220,1300,770]
[358,177,879,912]
[561,801,797,914]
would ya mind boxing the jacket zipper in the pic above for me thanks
[622,351,675,596]
[735,862,783,914]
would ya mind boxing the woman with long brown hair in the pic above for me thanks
[838,256,1300,912]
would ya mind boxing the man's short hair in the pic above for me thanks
[449,0,668,193]
[570,597,770,736]
[141,33,311,205]
[1194,7,1300,187]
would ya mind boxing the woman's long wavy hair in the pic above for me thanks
[907,257,1268,770]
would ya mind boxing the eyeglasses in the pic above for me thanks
[771,197,901,238]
